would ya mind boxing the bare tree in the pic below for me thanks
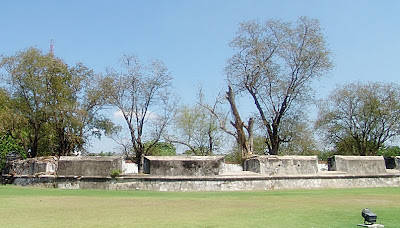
[203,86,254,165]
[102,54,176,171]
[316,82,400,156]
[226,17,332,155]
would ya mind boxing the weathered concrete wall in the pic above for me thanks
[122,161,138,174]
[330,156,387,174]
[221,164,243,173]
[245,156,318,175]
[318,163,328,172]
[8,157,58,176]
[12,172,400,191]
[143,156,224,176]
[397,157,400,170]
[57,156,123,177]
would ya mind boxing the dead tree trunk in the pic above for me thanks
[226,86,254,165]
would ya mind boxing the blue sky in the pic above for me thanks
[1,0,399,153]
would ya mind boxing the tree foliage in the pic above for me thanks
[0,47,111,157]
[378,146,400,157]
[226,17,332,155]
[0,134,26,171]
[278,116,319,156]
[171,104,223,155]
[0,88,27,170]
[316,82,400,156]
[144,141,176,156]
[168,88,226,156]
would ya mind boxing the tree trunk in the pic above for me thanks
[30,137,38,158]
[269,127,280,155]
[29,127,41,158]
[226,86,253,166]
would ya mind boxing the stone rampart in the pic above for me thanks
[143,156,224,176]
[329,156,387,174]
[57,156,122,177]
[12,172,400,191]
[7,155,400,191]
[245,156,318,175]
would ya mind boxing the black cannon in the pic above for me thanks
[362,208,377,225]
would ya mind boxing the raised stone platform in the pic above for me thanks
[329,156,387,174]
[57,156,122,177]
[245,156,318,175]
[143,156,224,176]
[357,224,384,227]
[8,157,58,176]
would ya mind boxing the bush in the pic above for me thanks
[224,148,242,164]
[109,169,122,178]
[378,146,400,157]
[0,134,26,171]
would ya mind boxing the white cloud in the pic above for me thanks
[113,110,125,118]
[113,109,158,120]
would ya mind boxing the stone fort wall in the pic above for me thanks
[4,155,400,191]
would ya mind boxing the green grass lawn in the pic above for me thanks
[0,186,399,228]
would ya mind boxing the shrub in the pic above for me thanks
[109,169,122,178]
[0,134,26,171]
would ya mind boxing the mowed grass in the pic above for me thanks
[0,186,399,228]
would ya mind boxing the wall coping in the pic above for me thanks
[144,156,224,161]
[12,171,400,181]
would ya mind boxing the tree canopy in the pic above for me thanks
[4,17,400,164]
[225,17,332,155]
[316,82,400,156]
[0,47,112,157]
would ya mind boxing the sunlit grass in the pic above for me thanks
[0,186,399,227]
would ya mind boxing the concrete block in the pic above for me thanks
[9,157,58,176]
[221,164,243,173]
[57,156,123,177]
[393,156,400,170]
[396,157,400,170]
[245,156,318,175]
[143,156,224,176]
[122,161,138,174]
[332,156,387,174]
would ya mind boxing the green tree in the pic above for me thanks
[278,116,319,156]
[0,89,26,170]
[167,102,225,156]
[226,17,332,155]
[0,88,29,150]
[0,47,112,157]
[144,141,176,156]
[0,134,26,171]
[378,146,400,157]
[316,82,400,156]
[253,136,268,155]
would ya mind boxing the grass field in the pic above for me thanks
[0,186,399,228]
